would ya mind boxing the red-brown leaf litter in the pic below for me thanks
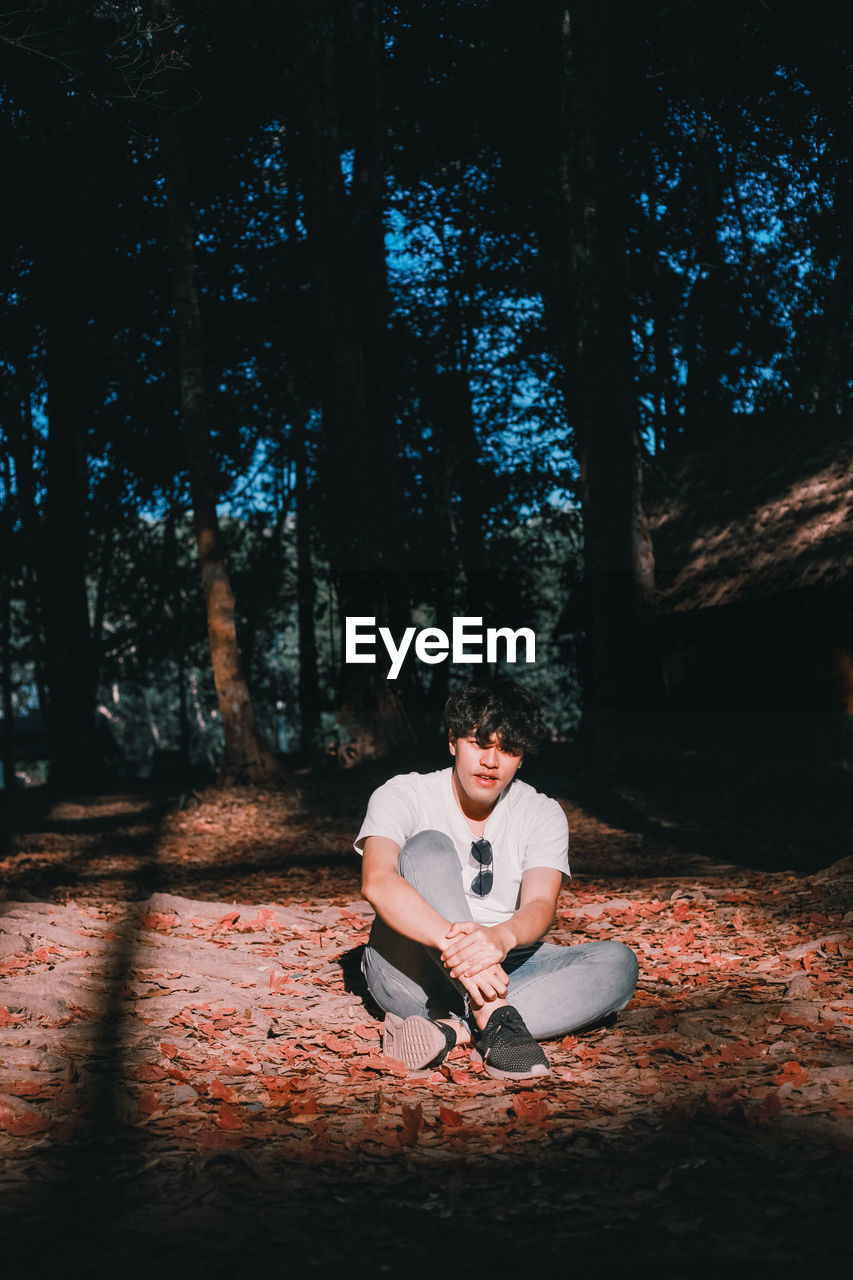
[0,770,850,1277]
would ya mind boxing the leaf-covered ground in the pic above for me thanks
[0,774,851,1277]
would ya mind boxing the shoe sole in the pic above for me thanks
[382,1013,449,1070]
[471,1049,551,1081]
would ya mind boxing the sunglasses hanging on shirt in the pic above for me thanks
[470,838,493,897]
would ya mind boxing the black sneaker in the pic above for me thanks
[382,1013,458,1070]
[473,1006,550,1080]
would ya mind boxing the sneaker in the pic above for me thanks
[382,1013,458,1070]
[473,1006,550,1080]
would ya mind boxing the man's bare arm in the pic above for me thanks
[361,835,451,948]
[441,867,563,980]
[360,835,508,1000]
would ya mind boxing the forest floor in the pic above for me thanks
[0,747,851,1278]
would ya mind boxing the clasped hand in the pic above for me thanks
[440,920,512,1003]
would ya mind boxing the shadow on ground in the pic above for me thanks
[1,1106,848,1279]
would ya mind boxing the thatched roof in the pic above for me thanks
[650,424,853,614]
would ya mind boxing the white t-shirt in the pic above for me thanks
[354,767,570,926]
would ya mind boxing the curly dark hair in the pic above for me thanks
[443,681,546,756]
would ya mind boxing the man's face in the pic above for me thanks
[449,731,523,809]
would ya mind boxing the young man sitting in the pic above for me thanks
[355,681,638,1080]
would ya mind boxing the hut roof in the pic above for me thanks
[651,424,853,613]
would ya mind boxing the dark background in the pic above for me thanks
[1,0,850,812]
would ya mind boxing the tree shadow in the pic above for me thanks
[0,846,364,905]
[1,1103,846,1278]
[3,802,173,1261]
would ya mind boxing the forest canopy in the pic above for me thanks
[0,0,850,788]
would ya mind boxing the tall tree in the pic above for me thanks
[159,100,281,780]
[294,423,321,753]
[38,119,104,789]
[294,0,414,758]
[0,449,17,789]
[534,1,663,764]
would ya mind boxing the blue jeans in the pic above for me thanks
[361,830,639,1040]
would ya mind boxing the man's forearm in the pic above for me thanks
[362,871,450,949]
[493,899,556,953]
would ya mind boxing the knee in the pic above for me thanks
[398,829,457,881]
[602,940,639,1000]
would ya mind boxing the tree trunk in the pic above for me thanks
[161,497,191,769]
[5,401,49,718]
[556,2,664,768]
[176,649,191,767]
[162,118,281,783]
[295,0,414,759]
[294,424,321,753]
[42,297,99,791]
[443,257,489,614]
[0,454,16,790]
[418,394,461,727]
[812,157,853,418]
[91,521,113,693]
[0,585,14,791]
[683,108,728,432]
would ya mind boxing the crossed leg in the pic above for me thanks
[361,829,639,1042]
